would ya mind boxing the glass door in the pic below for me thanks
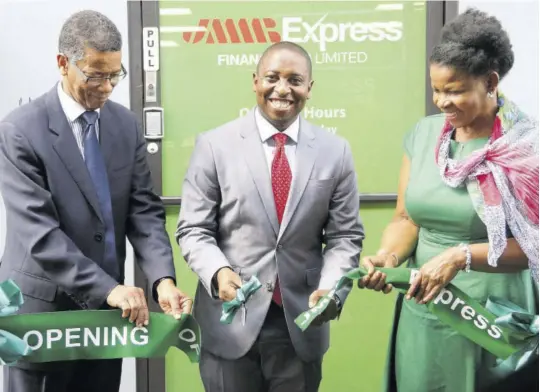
[133,1,444,390]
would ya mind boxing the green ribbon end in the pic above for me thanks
[294,266,539,374]
[0,280,202,364]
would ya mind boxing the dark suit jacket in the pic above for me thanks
[0,85,175,370]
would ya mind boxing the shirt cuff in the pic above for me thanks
[152,276,176,302]
[211,267,232,299]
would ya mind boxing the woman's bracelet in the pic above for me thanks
[458,243,472,273]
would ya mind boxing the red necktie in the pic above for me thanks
[271,133,291,306]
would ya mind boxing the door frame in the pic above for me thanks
[127,1,165,392]
[126,1,460,391]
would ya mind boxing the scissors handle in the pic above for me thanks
[241,304,247,326]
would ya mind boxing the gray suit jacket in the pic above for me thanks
[176,108,364,362]
[0,86,175,370]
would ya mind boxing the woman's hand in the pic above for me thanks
[357,252,399,294]
[406,246,466,304]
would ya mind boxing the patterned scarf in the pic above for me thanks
[435,94,539,282]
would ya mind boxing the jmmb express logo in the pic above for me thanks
[179,13,403,51]
[182,18,281,44]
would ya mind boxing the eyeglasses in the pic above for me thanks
[70,60,127,86]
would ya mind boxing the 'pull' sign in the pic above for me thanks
[143,27,160,72]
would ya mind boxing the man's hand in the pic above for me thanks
[107,285,149,327]
[216,268,242,302]
[357,253,398,293]
[308,289,339,326]
[156,278,193,319]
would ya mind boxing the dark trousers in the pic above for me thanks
[3,359,122,392]
[480,356,539,392]
[200,302,322,392]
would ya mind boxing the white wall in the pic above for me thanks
[0,1,135,391]
[458,0,539,119]
[0,0,131,118]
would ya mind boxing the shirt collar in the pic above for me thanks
[255,107,299,144]
[57,82,100,123]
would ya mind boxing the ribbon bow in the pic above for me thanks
[485,297,539,378]
[0,279,32,365]
[220,276,262,324]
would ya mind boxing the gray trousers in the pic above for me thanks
[200,302,322,392]
[3,359,122,392]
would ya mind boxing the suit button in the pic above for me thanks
[266,281,274,292]
[94,233,103,242]
[277,244,283,249]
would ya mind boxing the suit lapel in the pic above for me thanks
[240,110,279,236]
[46,87,103,223]
[278,118,317,240]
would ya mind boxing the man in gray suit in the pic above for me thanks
[177,41,364,392]
[0,10,192,392]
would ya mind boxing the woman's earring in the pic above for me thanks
[487,91,494,98]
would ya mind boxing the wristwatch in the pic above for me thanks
[152,276,176,302]
[332,293,342,310]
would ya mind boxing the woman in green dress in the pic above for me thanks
[359,9,538,392]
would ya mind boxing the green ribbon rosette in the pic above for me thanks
[484,297,538,377]
[0,279,201,364]
[0,280,32,365]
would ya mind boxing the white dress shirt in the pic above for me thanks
[254,107,299,178]
[57,82,100,159]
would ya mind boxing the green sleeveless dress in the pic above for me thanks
[384,114,538,392]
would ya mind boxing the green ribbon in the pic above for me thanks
[295,267,538,364]
[0,280,201,365]
[220,276,262,324]
[0,280,32,365]
[484,297,539,377]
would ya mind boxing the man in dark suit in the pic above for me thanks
[0,10,192,392]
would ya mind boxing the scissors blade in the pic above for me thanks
[241,304,247,326]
